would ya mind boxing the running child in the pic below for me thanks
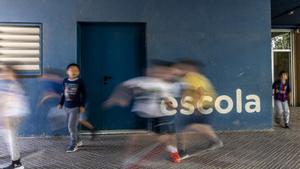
[104,60,182,164]
[0,65,30,169]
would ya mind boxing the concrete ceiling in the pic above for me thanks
[272,0,300,27]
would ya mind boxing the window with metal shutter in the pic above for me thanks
[0,24,41,75]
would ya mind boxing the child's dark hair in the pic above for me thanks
[150,59,174,67]
[176,59,205,68]
[0,62,17,73]
[279,70,288,77]
[174,58,205,72]
[66,63,80,70]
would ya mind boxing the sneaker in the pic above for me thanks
[284,123,290,129]
[77,141,83,147]
[178,150,190,160]
[90,128,97,140]
[2,162,24,169]
[274,118,281,125]
[207,140,224,151]
[169,152,181,163]
[66,144,78,153]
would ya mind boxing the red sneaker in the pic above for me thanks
[170,152,181,163]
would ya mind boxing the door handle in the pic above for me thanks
[103,76,112,85]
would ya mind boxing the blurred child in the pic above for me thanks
[0,65,30,169]
[58,63,86,152]
[273,71,291,128]
[78,111,97,140]
[38,68,65,134]
[172,59,223,159]
[104,61,182,163]
[38,68,64,106]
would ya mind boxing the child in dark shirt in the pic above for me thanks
[58,63,86,152]
[272,71,291,128]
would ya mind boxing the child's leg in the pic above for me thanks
[67,108,80,145]
[158,134,181,163]
[176,132,186,154]
[275,100,284,126]
[282,101,290,125]
[182,123,217,139]
[182,123,223,151]
[274,105,281,124]
[79,120,95,130]
[158,134,177,148]
[79,113,96,140]
[3,118,21,161]
[155,117,178,152]
[166,135,178,152]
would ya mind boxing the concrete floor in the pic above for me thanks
[1,108,300,169]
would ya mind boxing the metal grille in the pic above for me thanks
[0,24,41,74]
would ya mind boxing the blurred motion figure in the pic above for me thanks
[0,64,30,169]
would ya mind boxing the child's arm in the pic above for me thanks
[58,80,65,109]
[39,92,61,106]
[58,94,65,109]
[103,84,132,108]
[272,82,276,96]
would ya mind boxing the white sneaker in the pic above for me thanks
[66,144,78,153]
[207,140,224,150]
[2,163,24,169]
[77,141,83,147]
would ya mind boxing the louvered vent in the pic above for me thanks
[0,24,41,75]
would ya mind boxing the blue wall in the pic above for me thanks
[0,0,271,136]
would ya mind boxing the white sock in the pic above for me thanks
[166,145,178,153]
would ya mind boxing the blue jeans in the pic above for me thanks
[64,107,80,146]
[275,100,290,125]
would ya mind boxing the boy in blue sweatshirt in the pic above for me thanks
[58,63,86,152]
